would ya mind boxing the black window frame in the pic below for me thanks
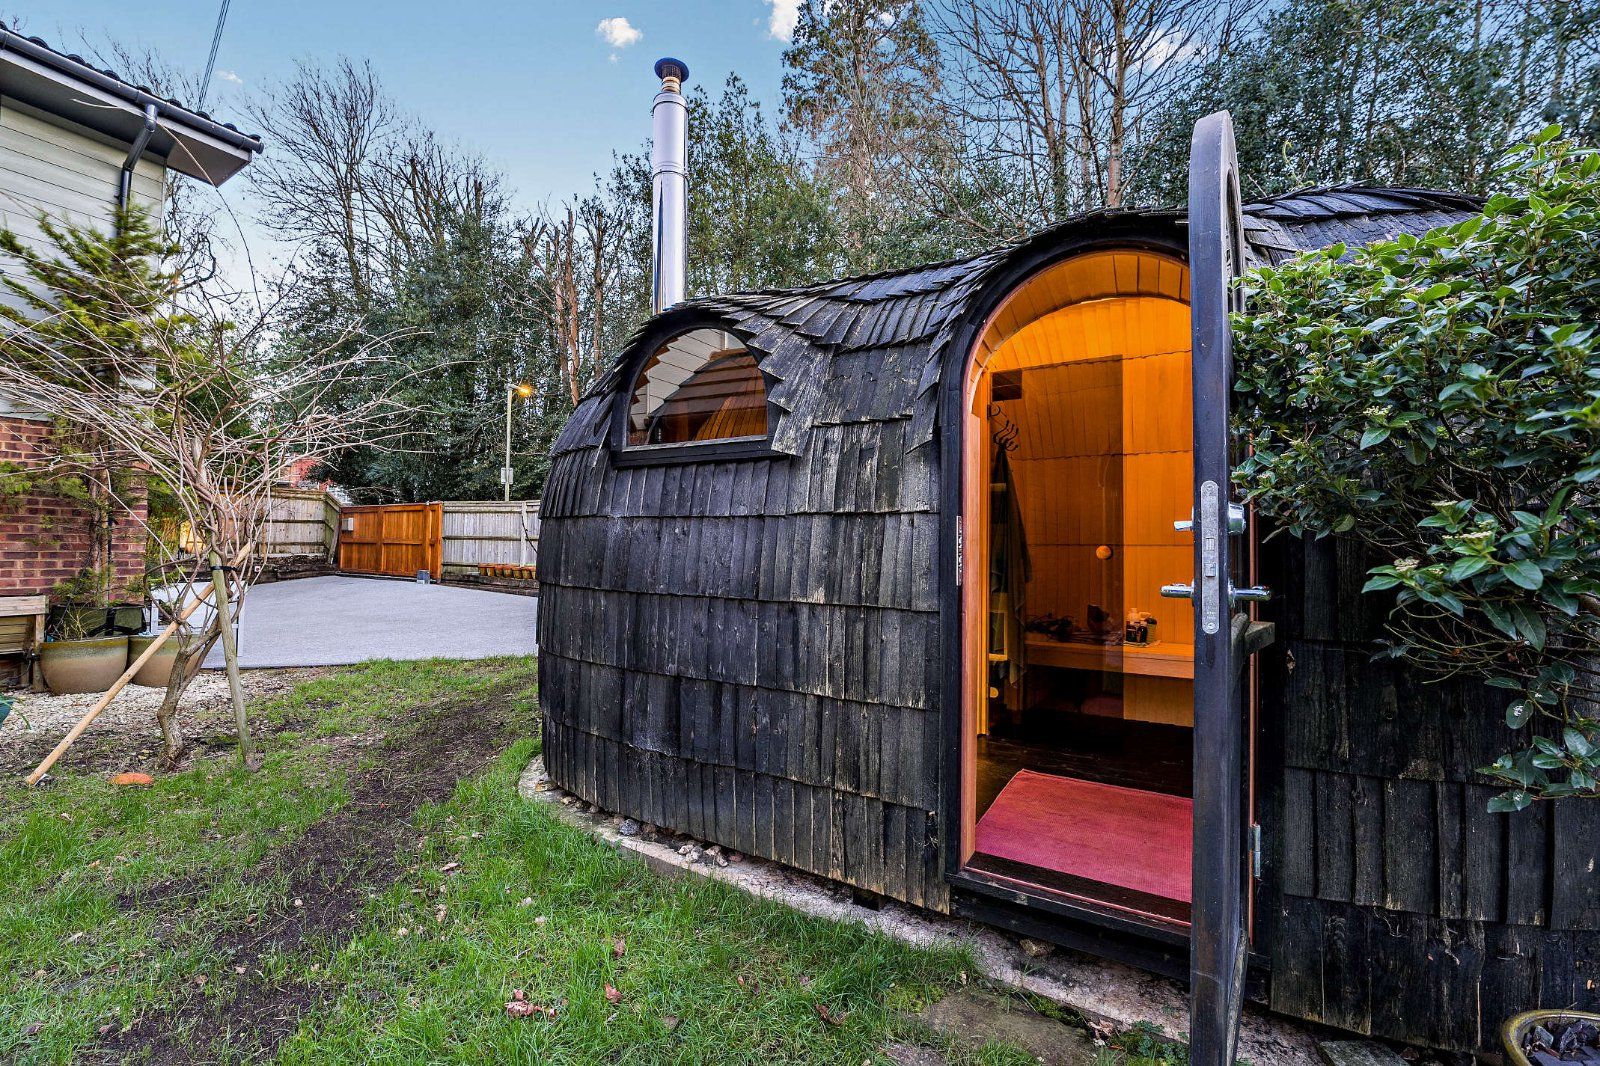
[609,313,782,467]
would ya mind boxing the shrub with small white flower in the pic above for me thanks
[1232,128,1600,810]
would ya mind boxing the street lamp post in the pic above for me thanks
[504,383,532,502]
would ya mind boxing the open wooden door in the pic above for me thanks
[1180,111,1273,1065]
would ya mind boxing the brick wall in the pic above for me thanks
[0,416,147,600]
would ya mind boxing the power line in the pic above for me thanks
[197,0,232,108]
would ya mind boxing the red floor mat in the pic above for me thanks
[974,769,1192,903]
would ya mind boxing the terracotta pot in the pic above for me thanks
[1502,1009,1600,1065]
[127,634,179,688]
[39,635,130,695]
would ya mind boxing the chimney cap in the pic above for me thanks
[654,57,690,84]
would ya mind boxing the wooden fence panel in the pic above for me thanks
[263,489,339,558]
[440,500,540,574]
[338,502,441,579]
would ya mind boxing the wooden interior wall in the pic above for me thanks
[975,255,1194,728]
[960,365,991,862]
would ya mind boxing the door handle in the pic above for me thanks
[1174,503,1246,535]
[1161,583,1271,603]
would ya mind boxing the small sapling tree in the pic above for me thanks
[0,205,413,767]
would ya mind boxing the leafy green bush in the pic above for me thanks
[1233,128,1600,810]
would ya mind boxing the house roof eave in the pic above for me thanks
[0,26,263,186]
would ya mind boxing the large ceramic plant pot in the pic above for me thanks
[127,634,178,688]
[39,635,130,695]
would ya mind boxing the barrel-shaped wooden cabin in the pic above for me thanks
[538,176,1599,1055]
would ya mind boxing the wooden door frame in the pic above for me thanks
[934,224,1254,952]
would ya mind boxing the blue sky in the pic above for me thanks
[14,1,800,213]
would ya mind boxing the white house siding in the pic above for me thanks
[0,97,166,418]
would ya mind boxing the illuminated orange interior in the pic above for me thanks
[960,250,1196,886]
[628,330,769,446]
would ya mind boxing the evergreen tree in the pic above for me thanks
[1131,0,1600,202]
[782,0,949,271]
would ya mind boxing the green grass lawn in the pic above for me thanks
[0,657,1187,1065]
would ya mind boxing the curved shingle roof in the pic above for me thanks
[554,187,1481,460]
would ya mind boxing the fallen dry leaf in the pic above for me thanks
[814,1002,847,1027]
[612,936,626,959]
[505,990,558,1020]
[662,1014,681,1032]
[604,984,622,1005]
[23,1023,42,1038]
[440,862,461,874]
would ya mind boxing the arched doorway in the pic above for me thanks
[955,247,1199,927]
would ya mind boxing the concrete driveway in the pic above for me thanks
[204,575,538,669]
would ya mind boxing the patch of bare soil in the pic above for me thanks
[92,688,521,1065]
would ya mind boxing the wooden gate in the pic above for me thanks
[338,503,442,580]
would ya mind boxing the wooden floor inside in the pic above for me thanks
[976,712,1193,815]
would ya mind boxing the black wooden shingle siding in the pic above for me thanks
[1257,532,1600,1051]
[537,185,1600,1052]
[541,307,950,904]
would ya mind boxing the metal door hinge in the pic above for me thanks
[1249,823,1262,879]
[954,527,963,587]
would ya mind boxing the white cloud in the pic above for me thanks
[764,0,801,41]
[217,69,244,86]
[596,16,642,49]
[1138,26,1200,70]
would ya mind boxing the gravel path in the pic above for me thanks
[0,670,318,777]
[1,671,306,743]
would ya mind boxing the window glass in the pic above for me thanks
[627,327,768,446]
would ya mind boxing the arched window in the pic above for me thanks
[626,327,769,446]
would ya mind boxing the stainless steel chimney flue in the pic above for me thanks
[650,57,690,314]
